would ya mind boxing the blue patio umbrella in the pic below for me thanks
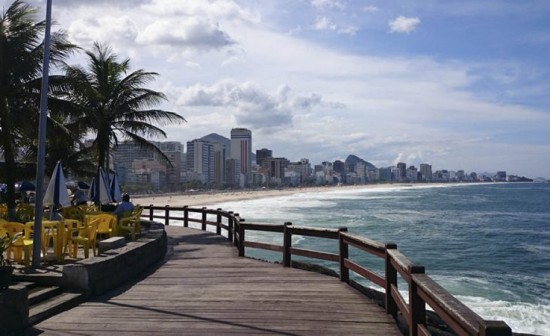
[43,161,71,218]
[66,180,90,190]
[88,167,112,205]
[15,181,36,192]
[110,174,122,203]
[77,181,90,190]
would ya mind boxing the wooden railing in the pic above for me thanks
[141,205,512,336]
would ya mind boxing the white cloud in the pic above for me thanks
[141,0,260,23]
[389,16,421,34]
[314,16,337,31]
[311,0,345,10]
[313,16,357,35]
[176,80,337,131]
[137,18,235,50]
[23,0,550,177]
[363,5,378,13]
[68,16,139,47]
[185,61,201,68]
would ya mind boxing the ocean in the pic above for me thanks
[176,183,549,335]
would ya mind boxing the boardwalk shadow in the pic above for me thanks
[102,300,301,336]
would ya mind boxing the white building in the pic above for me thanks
[186,139,214,185]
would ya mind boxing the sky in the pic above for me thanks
[5,0,550,178]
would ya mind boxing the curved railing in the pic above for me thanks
[141,204,511,336]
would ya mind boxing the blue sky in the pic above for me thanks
[6,0,550,178]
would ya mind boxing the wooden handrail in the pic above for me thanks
[141,205,511,336]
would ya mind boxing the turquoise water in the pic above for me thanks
[175,183,550,335]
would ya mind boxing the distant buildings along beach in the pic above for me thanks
[107,128,535,192]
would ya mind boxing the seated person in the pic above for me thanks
[72,187,88,206]
[113,194,134,218]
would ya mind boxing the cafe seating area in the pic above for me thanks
[0,203,143,267]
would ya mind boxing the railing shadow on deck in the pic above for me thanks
[141,204,512,336]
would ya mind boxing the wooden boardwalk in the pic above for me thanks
[27,226,401,335]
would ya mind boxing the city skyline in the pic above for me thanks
[111,133,534,193]
[185,130,534,180]
[9,0,550,179]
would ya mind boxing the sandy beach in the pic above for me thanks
[132,183,449,208]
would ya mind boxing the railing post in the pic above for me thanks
[164,205,170,226]
[227,211,234,243]
[409,265,426,336]
[385,242,398,318]
[283,222,292,267]
[233,213,240,247]
[238,218,245,257]
[201,207,207,230]
[216,208,222,235]
[183,206,188,227]
[479,321,512,336]
[149,204,154,221]
[338,227,349,283]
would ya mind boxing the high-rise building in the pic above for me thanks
[396,162,407,180]
[419,163,432,182]
[286,159,311,183]
[186,139,214,184]
[159,142,184,187]
[256,148,272,166]
[212,142,228,186]
[200,133,230,187]
[112,140,182,188]
[406,166,418,182]
[230,128,252,187]
[333,160,345,174]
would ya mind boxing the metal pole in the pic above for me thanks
[32,0,53,268]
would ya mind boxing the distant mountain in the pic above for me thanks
[345,155,377,170]
[201,133,230,147]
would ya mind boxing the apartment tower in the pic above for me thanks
[230,128,252,187]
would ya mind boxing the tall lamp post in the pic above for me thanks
[32,0,53,268]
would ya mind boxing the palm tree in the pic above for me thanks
[0,0,75,218]
[64,42,186,173]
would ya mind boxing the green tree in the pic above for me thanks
[0,0,74,218]
[65,42,186,172]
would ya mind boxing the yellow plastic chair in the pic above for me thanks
[15,204,34,222]
[118,206,143,241]
[61,206,85,222]
[2,222,33,267]
[62,219,82,257]
[0,227,8,240]
[82,204,100,215]
[25,220,64,261]
[70,218,99,259]
[0,205,7,219]
[86,213,117,238]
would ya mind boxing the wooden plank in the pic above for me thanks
[32,226,402,335]
[341,232,386,258]
[344,258,385,288]
[290,246,339,262]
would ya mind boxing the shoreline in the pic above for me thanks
[132,182,480,208]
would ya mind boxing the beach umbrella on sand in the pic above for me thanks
[43,161,71,218]
[88,167,112,205]
[110,174,122,203]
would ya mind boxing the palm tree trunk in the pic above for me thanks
[0,97,17,220]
